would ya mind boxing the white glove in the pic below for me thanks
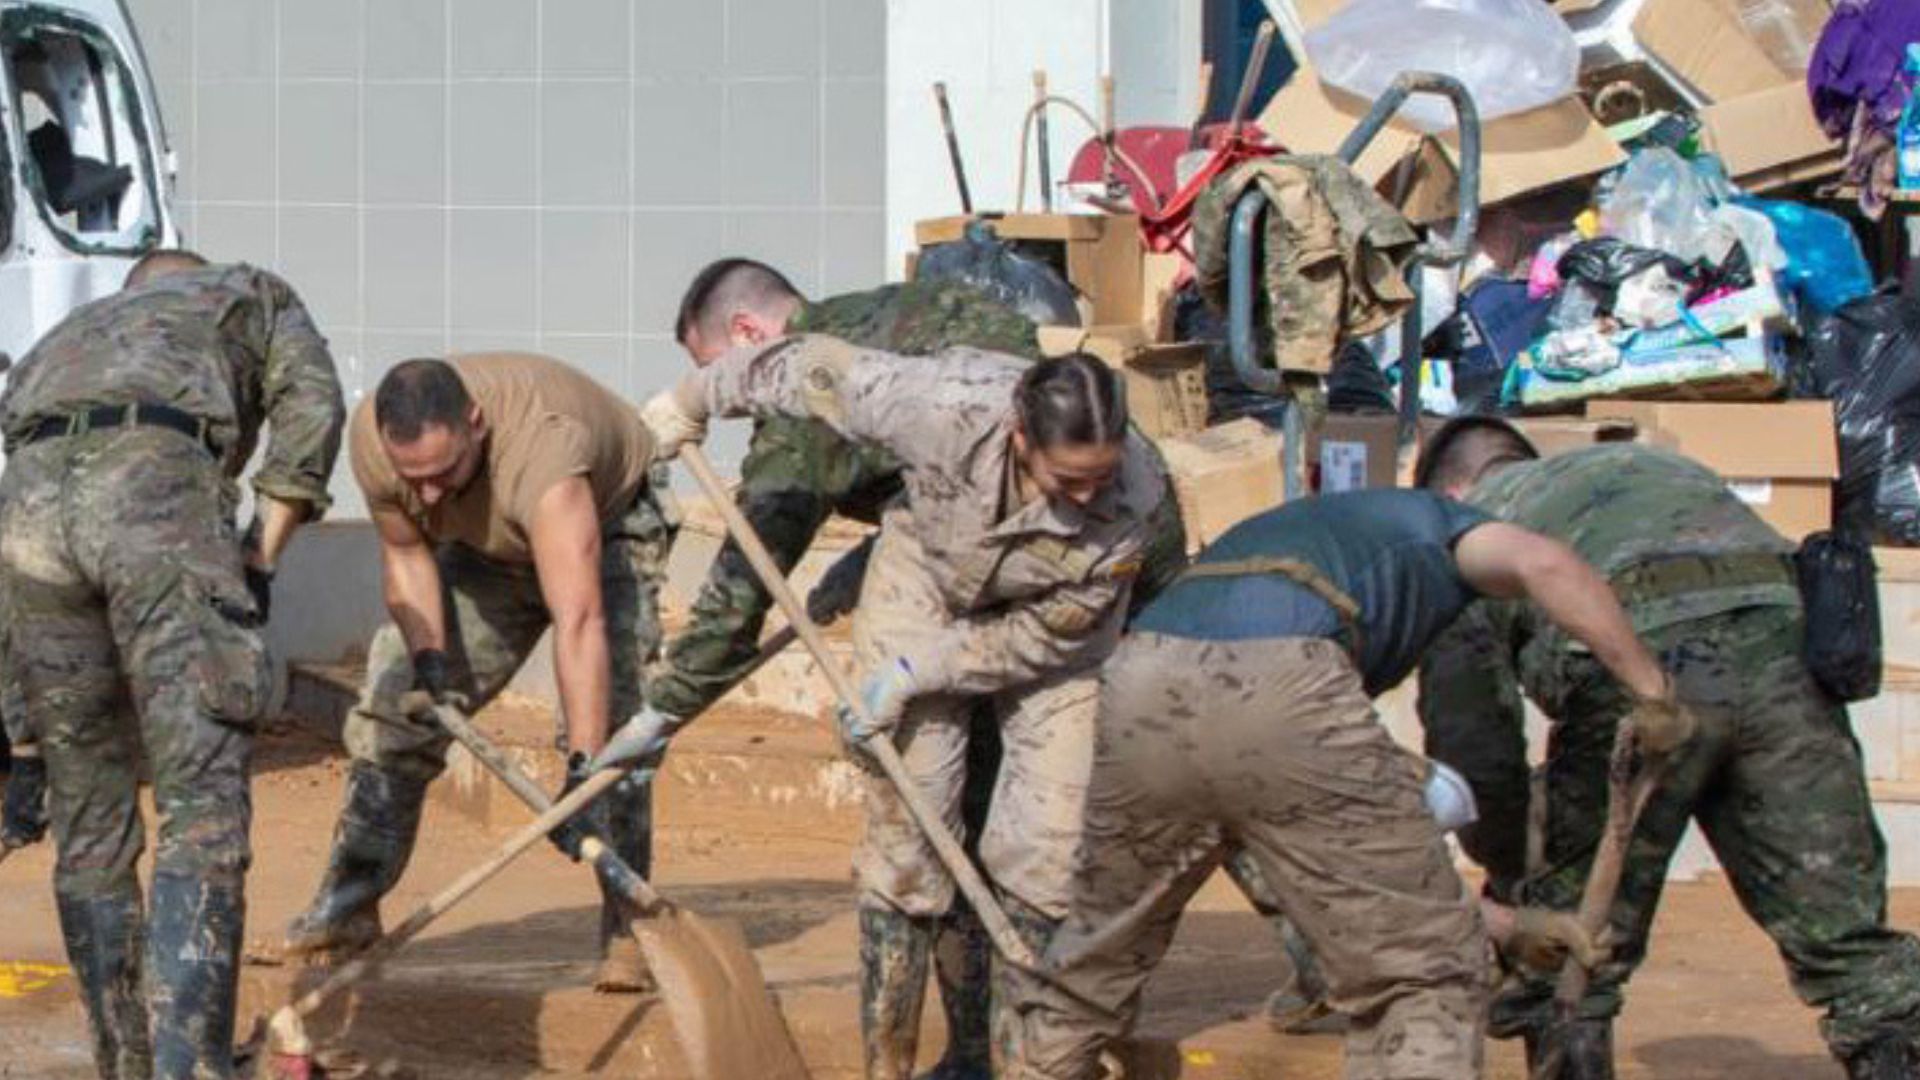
[640,381,708,460]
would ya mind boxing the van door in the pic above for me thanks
[0,0,177,361]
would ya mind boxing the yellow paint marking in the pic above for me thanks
[0,961,71,997]
[1184,1049,1218,1066]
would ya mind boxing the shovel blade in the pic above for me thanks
[636,909,810,1080]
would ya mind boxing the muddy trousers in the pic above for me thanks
[1469,607,1920,1061]
[1011,634,1488,1080]
[328,492,671,964]
[0,431,274,1080]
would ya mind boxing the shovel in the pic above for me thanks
[680,444,1038,970]
[1528,722,1662,1080]
[263,628,804,1080]
[432,704,809,1080]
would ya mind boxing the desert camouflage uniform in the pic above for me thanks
[692,335,1163,1073]
[1419,444,1920,1059]
[0,264,344,1079]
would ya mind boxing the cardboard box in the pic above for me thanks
[914,213,1145,326]
[1313,412,1400,493]
[1514,330,1791,409]
[1259,0,1625,223]
[1585,400,1839,539]
[1038,325,1210,440]
[1630,0,1840,190]
[1155,418,1287,551]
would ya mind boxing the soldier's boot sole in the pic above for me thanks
[56,887,156,1080]
[861,905,937,1080]
[148,870,245,1079]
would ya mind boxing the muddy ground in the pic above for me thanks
[0,693,1907,1079]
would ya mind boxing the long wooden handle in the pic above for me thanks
[680,445,1039,970]
[1033,69,1054,213]
[1229,20,1277,133]
[288,764,628,1020]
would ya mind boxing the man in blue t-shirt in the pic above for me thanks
[1005,488,1686,1080]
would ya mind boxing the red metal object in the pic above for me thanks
[1066,121,1281,261]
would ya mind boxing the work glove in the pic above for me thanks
[2,747,48,849]
[1503,907,1612,974]
[545,749,610,857]
[836,656,921,768]
[638,379,709,461]
[1626,676,1695,758]
[399,648,471,717]
[806,537,874,626]
[588,706,682,777]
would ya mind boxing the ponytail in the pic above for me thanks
[1014,353,1127,448]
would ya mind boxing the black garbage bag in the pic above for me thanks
[1326,341,1395,413]
[1172,284,1288,425]
[1795,530,1882,702]
[916,220,1082,327]
[1797,289,1920,544]
[1549,237,1695,328]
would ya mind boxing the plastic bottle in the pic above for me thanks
[1901,45,1920,192]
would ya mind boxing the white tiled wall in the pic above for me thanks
[126,0,888,515]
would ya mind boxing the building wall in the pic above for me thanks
[125,0,888,514]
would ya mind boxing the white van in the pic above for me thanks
[0,0,178,363]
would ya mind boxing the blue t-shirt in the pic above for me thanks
[1131,489,1493,694]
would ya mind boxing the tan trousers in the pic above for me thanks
[1012,633,1489,1080]
[849,509,1104,921]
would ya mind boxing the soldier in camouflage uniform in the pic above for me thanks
[1009,488,1678,1080]
[1416,418,1920,1080]
[0,250,345,1079]
[645,341,1165,1080]
[652,259,1041,1080]
[282,353,674,995]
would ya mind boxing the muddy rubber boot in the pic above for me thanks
[594,775,657,994]
[147,870,244,1079]
[1525,1018,1615,1080]
[281,763,426,962]
[56,887,155,1080]
[861,905,937,1080]
[1264,916,1346,1035]
[1843,1036,1920,1080]
[920,905,991,1080]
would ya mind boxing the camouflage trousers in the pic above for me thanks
[1484,605,1920,1058]
[0,430,272,1075]
[1013,634,1487,1080]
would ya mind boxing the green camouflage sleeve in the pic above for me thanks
[250,270,347,516]
[1418,601,1531,896]
[647,419,840,720]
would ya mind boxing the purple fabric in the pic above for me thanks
[1810,0,1920,137]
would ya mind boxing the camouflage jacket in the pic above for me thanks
[1192,156,1418,373]
[692,334,1164,697]
[646,281,1042,719]
[1417,444,1799,779]
[0,264,346,515]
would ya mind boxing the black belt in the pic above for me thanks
[13,403,222,458]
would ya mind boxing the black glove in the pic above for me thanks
[548,752,611,862]
[3,752,48,848]
[411,648,455,703]
[244,564,274,624]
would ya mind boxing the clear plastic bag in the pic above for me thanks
[1598,149,1729,264]
[1303,0,1579,133]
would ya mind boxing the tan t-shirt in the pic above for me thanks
[350,352,654,563]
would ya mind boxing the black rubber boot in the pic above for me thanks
[281,763,427,961]
[147,870,244,1079]
[55,886,155,1080]
[921,905,992,1080]
[1843,1036,1920,1080]
[861,905,937,1080]
[1525,1018,1615,1080]
[595,775,656,993]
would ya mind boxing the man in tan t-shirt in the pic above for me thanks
[283,354,676,992]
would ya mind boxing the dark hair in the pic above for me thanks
[1415,416,1540,492]
[674,258,802,345]
[125,248,209,287]
[1014,352,1128,448]
[374,359,473,443]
